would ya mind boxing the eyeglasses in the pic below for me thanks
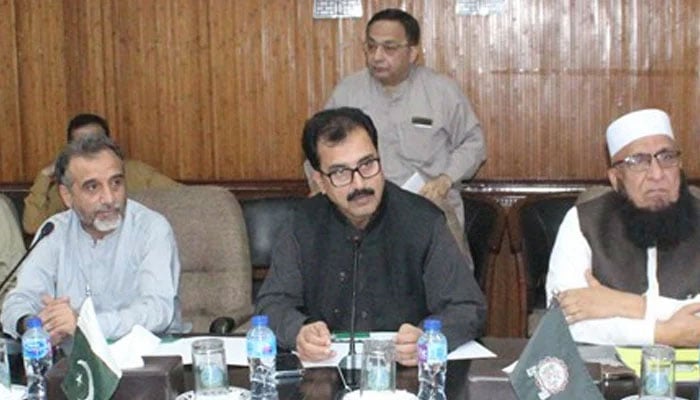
[363,40,410,56]
[612,149,681,172]
[321,158,381,187]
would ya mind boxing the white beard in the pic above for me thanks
[94,214,122,232]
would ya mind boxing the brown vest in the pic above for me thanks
[577,187,700,299]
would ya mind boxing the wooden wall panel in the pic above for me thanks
[0,0,698,183]
[0,0,22,181]
[13,0,68,180]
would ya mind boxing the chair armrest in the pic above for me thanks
[209,317,237,334]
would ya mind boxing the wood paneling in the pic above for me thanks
[0,0,698,183]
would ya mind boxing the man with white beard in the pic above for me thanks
[1,134,181,348]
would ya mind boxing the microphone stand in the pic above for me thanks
[338,235,362,389]
[0,222,55,293]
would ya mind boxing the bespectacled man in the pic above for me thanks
[256,107,485,366]
[547,108,700,347]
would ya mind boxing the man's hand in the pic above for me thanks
[39,295,77,346]
[419,174,452,204]
[655,303,700,347]
[295,321,335,362]
[557,269,645,323]
[394,323,423,367]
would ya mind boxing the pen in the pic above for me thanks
[332,331,370,342]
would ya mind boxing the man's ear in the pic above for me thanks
[58,184,73,208]
[311,170,326,195]
[409,45,420,64]
[607,167,620,191]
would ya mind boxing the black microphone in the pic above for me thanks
[338,235,362,389]
[0,222,55,293]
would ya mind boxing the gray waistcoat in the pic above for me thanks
[577,188,700,299]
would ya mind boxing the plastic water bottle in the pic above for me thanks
[417,319,447,400]
[22,317,53,400]
[246,315,277,400]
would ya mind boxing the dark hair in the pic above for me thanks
[66,113,110,141]
[366,8,420,45]
[55,133,124,187]
[302,107,378,171]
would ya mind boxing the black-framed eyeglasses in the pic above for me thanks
[363,40,410,55]
[612,149,681,172]
[321,157,382,187]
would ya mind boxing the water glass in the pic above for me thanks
[639,344,675,398]
[360,339,396,394]
[192,338,229,398]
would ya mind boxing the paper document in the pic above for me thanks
[447,340,496,360]
[401,172,425,194]
[109,325,161,369]
[304,334,496,369]
[145,333,497,369]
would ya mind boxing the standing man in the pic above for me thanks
[3,134,181,346]
[310,8,486,228]
[257,108,485,366]
[23,113,178,235]
[547,109,700,347]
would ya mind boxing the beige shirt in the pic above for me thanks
[324,65,486,226]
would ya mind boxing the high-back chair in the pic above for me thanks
[507,192,578,336]
[131,185,253,333]
[461,193,507,294]
[239,196,304,300]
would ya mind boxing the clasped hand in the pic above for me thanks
[295,322,423,366]
[556,269,645,323]
[38,295,77,345]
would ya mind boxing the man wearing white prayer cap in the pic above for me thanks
[546,108,700,347]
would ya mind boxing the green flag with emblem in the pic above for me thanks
[61,297,122,400]
[509,306,605,400]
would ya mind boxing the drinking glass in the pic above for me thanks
[639,344,675,398]
[360,339,396,394]
[192,338,229,399]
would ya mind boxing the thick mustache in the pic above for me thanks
[96,204,121,213]
[347,188,375,201]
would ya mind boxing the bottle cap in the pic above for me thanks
[423,319,441,331]
[251,315,269,327]
[25,316,42,329]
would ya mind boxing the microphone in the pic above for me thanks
[0,222,55,293]
[338,235,362,389]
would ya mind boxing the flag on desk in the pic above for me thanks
[61,297,122,400]
[509,306,604,400]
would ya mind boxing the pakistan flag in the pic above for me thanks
[62,297,122,400]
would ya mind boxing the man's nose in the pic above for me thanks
[646,157,665,180]
[348,169,367,189]
[100,186,116,204]
[370,45,387,61]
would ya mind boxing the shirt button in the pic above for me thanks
[333,308,340,315]
[360,311,368,320]
[339,271,347,282]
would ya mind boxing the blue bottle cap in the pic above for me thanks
[25,316,42,329]
[423,319,441,331]
[251,315,269,327]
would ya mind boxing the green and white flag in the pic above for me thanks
[61,297,122,400]
[509,306,604,400]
